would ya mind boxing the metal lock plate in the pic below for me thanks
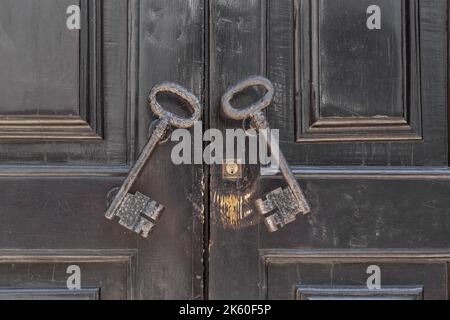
[222,159,243,180]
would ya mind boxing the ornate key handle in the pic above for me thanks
[105,82,202,238]
[222,76,311,232]
[222,76,274,121]
[149,82,202,129]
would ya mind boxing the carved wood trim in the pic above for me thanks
[0,288,100,300]
[0,116,102,141]
[0,165,129,177]
[260,249,450,263]
[295,286,424,300]
[261,166,450,180]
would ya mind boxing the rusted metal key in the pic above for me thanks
[222,76,310,232]
[105,82,202,238]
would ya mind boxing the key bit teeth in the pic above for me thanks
[109,191,165,237]
[140,194,165,221]
[256,187,304,232]
[263,214,281,233]
[134,218,156,238]
[255,198,276,216]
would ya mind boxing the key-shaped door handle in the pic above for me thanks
[105,82,202,238]
[222,76,311,232]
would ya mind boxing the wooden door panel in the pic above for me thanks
[258,178,450,248]
[0,177,135,248]
[209,0,450,300]
[0,0,130,165]
[261,253,448,300]
[0,251,135,299]
[296,287,424,300]
[0,0,80,116]
[0,0,205,300]
[311,0,405,120]
[296,0,422,143]
[269,0,448,165]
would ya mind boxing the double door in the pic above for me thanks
[0,0,448,300]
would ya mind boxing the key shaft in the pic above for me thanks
[105,82,202,224]
[221,76,311,231]
[251,111,310,214]
[105,118,169,220]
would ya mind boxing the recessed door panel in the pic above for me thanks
[318,0,404,119]
[261,252,448,300]
[266,0,447,165]
[0,0,80,116]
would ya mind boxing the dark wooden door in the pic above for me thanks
[0,0,205,299]
[2,0,450,301]
[208,0,450,300]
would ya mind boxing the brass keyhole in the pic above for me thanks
[226,163,239,175]
[223,161,243,180]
